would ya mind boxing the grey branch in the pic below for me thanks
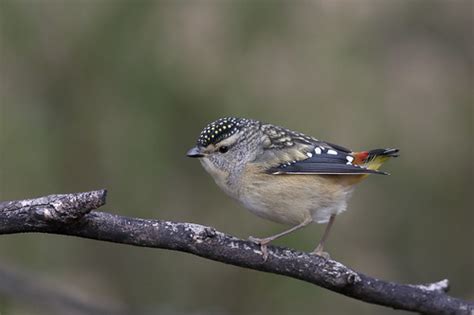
[0,190,472,315]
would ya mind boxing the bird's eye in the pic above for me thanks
[218,146,229,154]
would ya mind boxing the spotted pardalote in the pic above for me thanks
[187,117,399,259]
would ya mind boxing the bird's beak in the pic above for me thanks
[186,146,205,158]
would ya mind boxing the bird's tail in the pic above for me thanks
[352,148,399,173]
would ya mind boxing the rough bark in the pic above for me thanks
[1,190,472,315]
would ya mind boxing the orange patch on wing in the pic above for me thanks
[353,151,369,165]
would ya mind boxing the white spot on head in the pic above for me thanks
[315,147,322,154]
[328,149,338,155]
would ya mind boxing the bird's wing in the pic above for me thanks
[258,124,386,175]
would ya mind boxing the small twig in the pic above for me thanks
[0,190,472,315]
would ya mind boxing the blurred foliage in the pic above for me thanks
[0,1,472,315]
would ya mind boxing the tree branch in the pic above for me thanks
[1,190,472,315]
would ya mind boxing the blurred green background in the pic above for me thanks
[0,1,472,315]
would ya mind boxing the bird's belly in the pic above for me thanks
[239,194,311,225]
[239,173,354,225]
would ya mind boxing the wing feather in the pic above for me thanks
[267,145,387,175]
[258,125,387,175]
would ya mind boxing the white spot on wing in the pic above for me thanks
[328,149,338,155]
[346,156,354,163]
[306,152,313,158]
[315,147,322,154]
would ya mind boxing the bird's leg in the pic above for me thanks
[311,214,336,259]
[249,217,312,261]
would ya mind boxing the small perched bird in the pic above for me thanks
[187,117,398,259]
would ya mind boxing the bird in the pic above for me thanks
[187,117,398,259]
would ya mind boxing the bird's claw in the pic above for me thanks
[310,250,331,260]
[248,236,270,261]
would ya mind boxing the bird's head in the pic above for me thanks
[187,117,262,181]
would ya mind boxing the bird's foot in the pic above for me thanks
[248,236,272,261]
[310,250,331,260]
[310,245,331,260]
